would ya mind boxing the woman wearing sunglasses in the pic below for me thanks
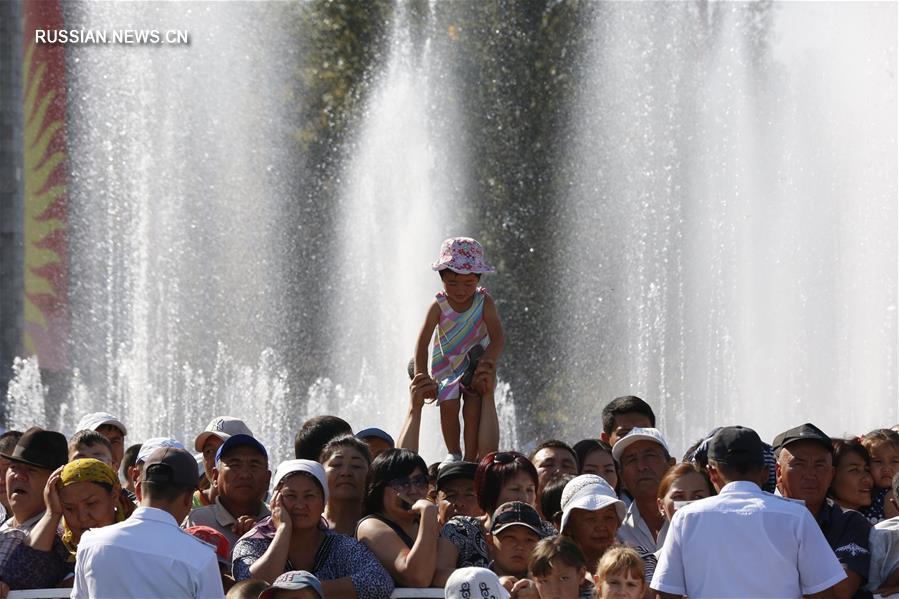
[356,449,458,588]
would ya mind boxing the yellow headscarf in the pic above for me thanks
[59,458,133,555]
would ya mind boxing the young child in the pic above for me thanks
[861,429,899,524]
[529,535,591,599]
[68,429,114,466]
[594,545,646,599]
[415,237,505,463]
[487,501,546,581]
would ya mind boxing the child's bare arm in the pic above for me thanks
[414,301,441,375]
[481,294,505,363]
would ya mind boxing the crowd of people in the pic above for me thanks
[1,393,899,599]
[1,239,897,598]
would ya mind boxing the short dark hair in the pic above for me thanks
[540,472,575,526]
[226,578,270,599]
[141,479,194,503]
[121,443,142,479]
[529,535,586,578]
[529,440,578,470]
[364,448,428,515]
[708,458,766,481]
[68,429,113,455]
[475,451,539,514]
[601,396,655,437]
[572,439,613,474]
[0,431,23,456]
[294,415,352,460]
[319,434,372,465]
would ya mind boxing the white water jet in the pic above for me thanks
[328,4,478,463]
[561,2,896,455]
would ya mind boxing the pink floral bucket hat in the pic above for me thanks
[431,237,496,274]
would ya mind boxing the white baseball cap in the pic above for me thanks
[76,412,127,437]
[611,427,670,462]
[445,568,510,599]
[272,459,329,503]
[193,416,254,452]
[559,474,626,534]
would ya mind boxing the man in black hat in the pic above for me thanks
[436,461,482,525]
[72,446,223,598]
[774,422,873,599]
[652,425,846,598]
[0,427,67,535]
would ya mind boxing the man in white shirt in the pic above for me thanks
[651,425,846,599]
[72,446,224,598]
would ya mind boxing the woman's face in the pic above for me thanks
[658,471,712,522]
[279,474,326,530]
[566,505,620,562]
[832,452,873,510]
[323,447,369,502]
[496,470,537,509]
[60,481,117,539]
[581,449,618,490]
[382,467,430,518]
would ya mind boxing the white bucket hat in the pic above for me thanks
[559,474,626,534]
[611,427,670,462]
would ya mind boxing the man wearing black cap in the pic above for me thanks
[652,425,846,598]
[436,461,482,525]
[774,423,873,599]
[0,427,67,535]
[72,447,223,598]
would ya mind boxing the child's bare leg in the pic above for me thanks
[461,390,481,461]
[477,386,499,458]
[440,398,462,457]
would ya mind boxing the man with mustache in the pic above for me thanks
[0,427,68,572]
[186,434,271,557]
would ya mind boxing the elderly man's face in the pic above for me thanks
[214,446,271,506]
[6,461,51,522]
[619,440,671,501]
[776,441,834,509]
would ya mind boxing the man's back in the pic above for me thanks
[73,506,224,599]
[652,481,846,598]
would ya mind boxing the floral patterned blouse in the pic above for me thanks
[232,516,394,599]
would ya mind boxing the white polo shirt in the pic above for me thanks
[651,480,846,598]
[72,506,224,599]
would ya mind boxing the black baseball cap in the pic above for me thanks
[144,447,199,489]
[772,423,832,454]
[436,461,477,491]
[707,426,765,467]
[489,501,546,537]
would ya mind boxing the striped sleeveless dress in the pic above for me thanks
[431,287,491,402]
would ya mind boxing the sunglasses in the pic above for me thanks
[388,475,430,491]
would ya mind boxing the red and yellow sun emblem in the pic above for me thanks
[22,0,69,371]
